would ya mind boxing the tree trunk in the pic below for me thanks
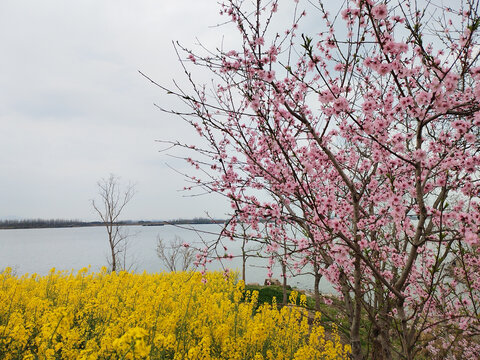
[242,253,246,283]
[242,240,246,283]
[313,262,322,311]
[110,243,116,272]
[371,325,391,360]
[282,260,288,305]
[108,227,116,272]
[398,304,414,360]
[282,241,288,305]
[351,255,364,360]
[371,282,392,359]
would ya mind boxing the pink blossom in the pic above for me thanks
[341,8,351,20]
[384,41,408,55]
[465,133,476,143]
[474,112,480,126]
[465,231,478,246]
[254,37,265,46]
[372,4,388,20]
[413,149,427,162]
[399,96,413,108]
[319,90,335,104]
[376,63,391,75]
[359,238,369,249]
[263,70,276,82]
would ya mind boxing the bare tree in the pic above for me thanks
[92,174,135,272]
[156,235,195,272]
[234,222,264,283]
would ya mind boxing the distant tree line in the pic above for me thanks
[0,219,100,229]
[165,217,225,225]
[0,218,227,230]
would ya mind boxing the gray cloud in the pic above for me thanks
[0,0,230,220]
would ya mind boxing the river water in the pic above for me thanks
[0,224,333,292]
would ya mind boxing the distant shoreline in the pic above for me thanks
[0,219,226,230]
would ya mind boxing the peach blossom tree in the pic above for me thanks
[148,0,480,358]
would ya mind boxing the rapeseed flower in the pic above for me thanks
[0,268,350,359]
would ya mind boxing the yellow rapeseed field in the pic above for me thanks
[0,267,350,359]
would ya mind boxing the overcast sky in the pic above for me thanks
[0,0,235,221]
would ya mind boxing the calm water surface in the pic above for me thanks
[0,224,333,292]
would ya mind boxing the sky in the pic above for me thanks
[0,0,235,221]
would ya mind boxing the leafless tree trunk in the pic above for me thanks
[92,174,135,272]
[236,223,263,283]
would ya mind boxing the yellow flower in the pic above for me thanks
[0,268,349,359]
